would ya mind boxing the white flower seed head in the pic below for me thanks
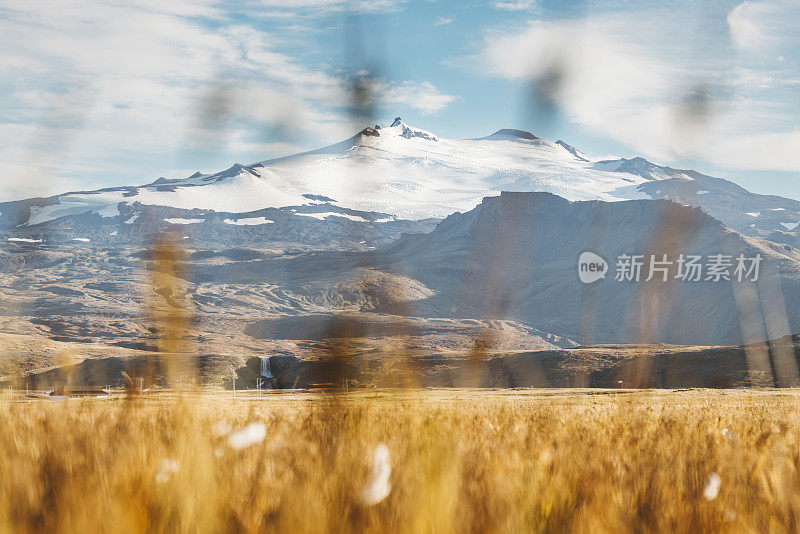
[704,473,721,500]
[360,443,391,505]
[227,422,267,450]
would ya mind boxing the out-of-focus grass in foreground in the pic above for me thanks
[1,389,800,533]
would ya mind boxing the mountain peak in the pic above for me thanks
[496,129,538,140]
[383,117,438,141]
[477,129,540,142]
[224,163,248,174]
[614,157,660,175]
[358,126,381,138]
[555,140,590,162]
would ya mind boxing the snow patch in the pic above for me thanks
[8,237,42,243]
[73,237,90,242]
[295,212,367,222]
[697,190,709,195]
[21,169,307,226]
[781,222,799,231]
[95,203,121,218]
[164,218,204,225]
[25,196,121,226]
[223,217,274,226]
[746,212,760,217]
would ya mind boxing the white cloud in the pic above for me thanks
[471,3,800,173]
[435,17,454,26]
[378,81,458,114]
[727,1,798,53]
[255,0,406,14]
[491,0,537,11]
[474,17,682,158]
[709,130,800,173]
[727,3,767,51]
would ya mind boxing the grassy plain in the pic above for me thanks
[1,389,799,533]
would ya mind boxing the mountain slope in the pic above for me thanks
[4,116,798,247]
[373,192,800,347]
[179,190,800,347]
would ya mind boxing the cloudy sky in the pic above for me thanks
[0,0,798,200]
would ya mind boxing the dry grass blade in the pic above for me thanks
[144,234,197,391]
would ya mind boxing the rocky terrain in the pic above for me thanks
[4,190,800,389]
[18,335,800,390]
[4,118,800,389]
[181,192,800,347]
[0,229,572,386]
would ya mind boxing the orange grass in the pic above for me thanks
[1,389,799,533]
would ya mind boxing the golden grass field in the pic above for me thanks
[2,389,800,533]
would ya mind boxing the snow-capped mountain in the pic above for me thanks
[2,116,800,245]
[7,118,800,365]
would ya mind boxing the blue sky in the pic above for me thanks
[0,0,798,201]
